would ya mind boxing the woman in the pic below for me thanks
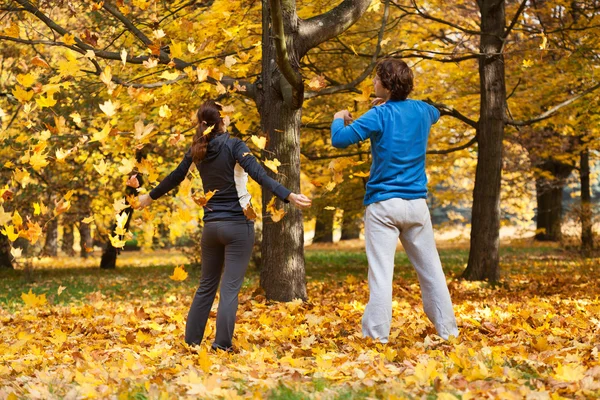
[137,100,311,351]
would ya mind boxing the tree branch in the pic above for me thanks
[102,2,152,46]
[427,134,477,155]
[392,1,481,35]
[270,0,304,106]
[424,100,479,129]
[298,0,372,55]
[304,0,390,99]
[503,0,528,39]
[507,81,600,126]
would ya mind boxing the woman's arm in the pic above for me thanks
[138,151,193,209]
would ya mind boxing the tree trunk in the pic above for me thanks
[79,222,93,258]
[61,223,76,256]
[313,209,334,243]
[258,0,306,301]
[341,210,362,240]
[462,0,506,282]
[0,233,13,269]
[580,147,593,252]
[42,217,58,256]
[534,160,573,241]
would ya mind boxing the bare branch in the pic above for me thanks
[305,0,390,99]
[507,81,600,126]
[503,0,528,39]
[424,100,479,129]
[392,1,481,35]
[427,134,477,155]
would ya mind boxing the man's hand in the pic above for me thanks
[333,110,353,125]
[371,98,386,106]
[286,193,312,210]
[137,194,153,209]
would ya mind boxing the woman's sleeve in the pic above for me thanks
[232,140,291,202]
[149,150,193,200]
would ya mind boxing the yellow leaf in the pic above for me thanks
[553,364,585,382]
[353,171,370,178]
[159,104,172,118]
[94,158,108,175]
[109,234,127,248]
[63,33,76,45]
[266,197,285,222]
[99,65,112,85]
[54,199,71,216]
[224,55,237,69]
[539,34,548,50]
[120,48,127,65]
[198,347,212,373]
[21,289,47,308]
[99,100,119,117]
[118,158,136,175]
[160,71,181,81]
[55,148,72,162]
[57,286,66,295]
[323,206,336,211]
[143,58,158,69]
[36,92,57,109]
[197,68,209,82]
[170,40,183,58]
[91,121,113,143]
[170,265,188,281]
[308,76,327,91]
[10,247,22,259]
[70,112,82,125]
[350,44,358,56]
[1,225,19,241]
[82,216,94,224]
[0,206,12,225]
[522,59,534,68]
[33,202,41,216]
[215,81,227,95]
[326,181,336,191]
[251,135,267,150]
[3,22,20,38]
[113,197,130,213]
[12,211,23,228]
[29,150,49,171]
[17,73,35,88]
[264,158,281,174]
[12,86,34,103]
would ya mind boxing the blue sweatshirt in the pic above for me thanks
[150,133,291,222]
[331,99,440,206]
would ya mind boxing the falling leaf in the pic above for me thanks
[12,86,34,103]
[264,158,281,174]
[94,158,108,175]
[539,34,548,50]
[152,29,166,39]
[170,265,188,281]
[522,59,534,68]
[109,234,127,248]
[57,286,66,296]
[31,56,50,68]
[197,68,209,82]
[160,71,180,81]
[326,181,336,191]
[113,197,130,213]
[251,135,267,150]
[17,73,35,88]
[143,58,158,68]
[324,206,336,211]
[192,190,218,207]
[62,33,76,45]
[99,100,119,117]
[120,49,128,65]
[82,216,95,224]
[10,247,22,259]
[202,125,215,136]
[266,197,285,222]
[243,204,257,221]
[159,104,172,118]
[21,289,47,308]
[224,55,238,69]
[126,174,140,188]
[308,76,327,91]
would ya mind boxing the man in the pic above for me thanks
[331,58,459,342]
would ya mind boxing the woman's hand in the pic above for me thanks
[137,194,153,209]
[333,110,353,125]
[287,193,312,209]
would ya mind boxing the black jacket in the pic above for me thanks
[149,133,291,222]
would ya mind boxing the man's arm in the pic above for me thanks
[331,107,381,149]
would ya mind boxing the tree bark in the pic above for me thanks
[0,233,13,269]
[258,0,306,301]
[42,217,58,256]
[79,222,93,258]
[534,160,573,241]
[580,147,594,252]
[61,222,76,256]
[313,209,334,243]
[341,210,362,240]
[462,0,506,282]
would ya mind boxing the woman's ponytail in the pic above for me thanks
[190,100,223,163]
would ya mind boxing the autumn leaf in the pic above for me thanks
[10,247,22,259]
[54,198,71,216]
[94,158,108,175]
[31,56,50,68]
[21,289,47,308]
[251,135,267,150]
[522,59,534,68]
[264,158,281,174]
[109,234,127,248]
[170,265,188,281]
[82,216,95,224]
[99,100,119,117]
[243,204,257,221]
[113,197,130,213]
[3,22,20,38]
[266,197,285,222]
[308,75,327,91]
[192,190,218,207]
[17,73,35,88]
[12,86,34,103]
[57,286,66,296]
[224,55,238,69]
[126,174,140,188]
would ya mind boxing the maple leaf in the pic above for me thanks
[170,265,188,281]
[63,33,76,45]
[31,56,50,69]
[113,197,130,213]
[10,246,22,259]
[1,225,19,241]
[99,100,119,117]
[266,197,285,222]
[57,286,66,296]
[3,22,20,38]
[308,75,327,91]
[192,190,218,207]
[118,158,136,175]
[133,120,155,142]
[94,158,108,175]
[21,289,47,308]
[17,73,35,88]
[109,234,127,248]
[243,204,257,221]
[159,104,172,118]
[126,174,140,188]
[120,49,127,65]
[224,55,238,69]
[0,206,12,226]
[55,148,72,162]
[143,58,158,69]
[12,86,34,103]
[82,216,94,224]
[160,71,180,81]
[29,150,49,171]
[197,68,209,82]
[54,198,71,216]
[264,158,281,174]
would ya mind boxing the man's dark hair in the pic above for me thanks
[376,58,414,100]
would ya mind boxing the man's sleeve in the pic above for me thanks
[428,103,441,125]
[233,140,291,202]
[149,150,193,200]
[331,107,381,149]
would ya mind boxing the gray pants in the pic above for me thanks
[362,198,459,341]
[185,220,254,349]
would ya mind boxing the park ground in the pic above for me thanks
[0,237,599,399]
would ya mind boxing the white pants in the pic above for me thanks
[362,198,459,341]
